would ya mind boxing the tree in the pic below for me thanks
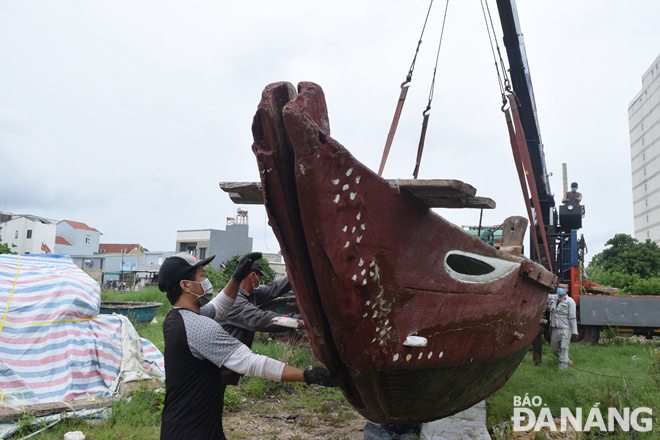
[587,233,660,279]
[586,233,660,294]
[206,255,275,289]
[0,242,17,254]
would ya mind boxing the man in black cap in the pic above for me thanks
[158,252,339,439]
[562,182,582,205]
[218,261,301,393]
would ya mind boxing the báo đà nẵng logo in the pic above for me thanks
[512,394,653,433]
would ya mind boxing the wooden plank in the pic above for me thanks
[219,180,495,209]
[0,379,163,422]
[219,182,264,205]
[425,196,496,209]
[388,180,495,209]
[388,179,477,198]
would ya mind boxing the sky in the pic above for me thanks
[1,1,659,266]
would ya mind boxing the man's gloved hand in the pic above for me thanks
[303,367,341,387]
[231,252,262,283]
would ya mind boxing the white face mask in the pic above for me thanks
[187,278,214,306]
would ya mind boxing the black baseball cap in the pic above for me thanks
[158,252,215,291]
[250,261,267,277]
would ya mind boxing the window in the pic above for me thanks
[643,153,646,160]
[648,231,651,238]
[642,123,644,130]
[26,230,32,239]
[644,169,647,176]
[645,183,648,191]
[646,199,649,207]
[85,235,91,244]
[642,138,645,145]
[15,230,18,239]
[647,215,649,223]
[25,252,30,254]
[198,248,206,259]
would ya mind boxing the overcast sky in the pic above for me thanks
[1,1,659,266]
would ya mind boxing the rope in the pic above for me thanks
[407,0,435,83]
[378,0,435,177]
[541,352,634,380]
[480,0,506,102]
[1,317,94,327]
[0,254,20,333]
[412,0,450,179]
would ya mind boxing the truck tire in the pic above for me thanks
[574,325,600,345]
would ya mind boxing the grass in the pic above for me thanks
[486,337,660,438]
[15,290,658,438]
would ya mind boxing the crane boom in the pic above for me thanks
[495,0,556,264]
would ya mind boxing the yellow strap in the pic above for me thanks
[0,254,20,333]
[1,317,94,327]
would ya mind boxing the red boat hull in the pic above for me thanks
[252,82,555,423]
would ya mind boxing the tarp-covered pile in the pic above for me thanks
[0,254,164,406]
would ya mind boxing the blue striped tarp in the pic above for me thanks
[0,254,164,405]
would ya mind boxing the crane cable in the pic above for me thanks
[480,0,511,105]
[480,0,553,270]
[378,0,435,177]
[413,0,450,179]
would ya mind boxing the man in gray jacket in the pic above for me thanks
[548,285,578,371]
[218,261,302,385]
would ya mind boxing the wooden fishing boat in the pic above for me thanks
[249,81,556,423]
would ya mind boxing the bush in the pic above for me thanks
[627,277,660,296]
[205,265,229,290]
[585,267,641,291]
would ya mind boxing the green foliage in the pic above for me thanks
[587,233,660,279]
[13,412,49,437]
[586,233,660,295]
[109,387,165,427]
[586,267,641,291]
[650,347,660,388]
[0,242,17,254]
[205,265,229,290]
[220,255,275,285]
[627,277,660,296]
[487,342,660,435]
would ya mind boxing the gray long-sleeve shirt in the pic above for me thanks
[218,276,293,384]
[548,293,578,334]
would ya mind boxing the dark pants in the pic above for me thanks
[218,384,227,439]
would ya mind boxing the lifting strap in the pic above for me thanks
[378,0,435,177]
[504,105,542,264]
[505,94,553,272]
[413,0,450,179]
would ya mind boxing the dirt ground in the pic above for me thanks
[223,400,367,440]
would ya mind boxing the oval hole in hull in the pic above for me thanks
[446,254,495,276]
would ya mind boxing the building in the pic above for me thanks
[263,252,287,278]
[176,214,253,272]
[54,220,102,255]
[630,53,660,242]
[0,214,57,255]
[97,243,149,255]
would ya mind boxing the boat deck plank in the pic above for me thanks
[219,180,495,209]
[219,182,264,205]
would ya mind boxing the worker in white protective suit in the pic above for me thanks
[548,286,578,370]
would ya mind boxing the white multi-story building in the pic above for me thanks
[630,53,660,242]
[0,214,57,254]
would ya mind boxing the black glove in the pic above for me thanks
[303,367,341,387]
[231,252,263,283]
